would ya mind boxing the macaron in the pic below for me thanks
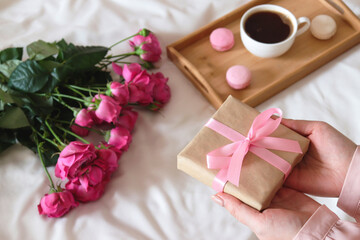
[310,15,337,40]
[210,27,235,51]
[226,65,251,90]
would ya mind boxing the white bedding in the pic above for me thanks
[0,0,359,239]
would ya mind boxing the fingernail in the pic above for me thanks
[211,194,224,207]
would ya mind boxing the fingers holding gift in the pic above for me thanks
[212,188,321,240]
[212,192,263,230]
[269,187,320,213]
[281,118,317,137]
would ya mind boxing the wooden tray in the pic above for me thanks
[167,0,360,109]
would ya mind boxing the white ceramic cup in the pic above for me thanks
[240,4,310,58]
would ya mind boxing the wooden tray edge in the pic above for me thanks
[167,45,224,108]
[321,0,360,30]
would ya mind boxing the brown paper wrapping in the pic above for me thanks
[177,96,309,211]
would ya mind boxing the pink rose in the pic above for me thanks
[153,84,170,104]
[93,94,122,123]
[70,124,89,137]
[112,62,123,76]
[115,107,138,132]
[78,165,105,190]
[96,148,119,175]
[88,108,104,125]
[86,109,112,130]
[131,70,151,87]
[75,109,94,128]
[127,84,144,103]
[123,63,142,83]
[110,82,129,105]
[124,67,155,105]
[55,141,97,180]
[150,72,171,104]
[128,84,154,105]
[66,178,107,202]
[38,190,78,218]
[70,109,95,136]
[129,33,162,62]
[108,126,132,151]
[65,154,116,203]
[98,142,123,160]
[64,147,121,202]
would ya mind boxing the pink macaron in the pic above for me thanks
[226,65,251,89]
[210,28,235,52]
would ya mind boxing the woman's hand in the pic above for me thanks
[282,119,357,197]
[212,188,320,240]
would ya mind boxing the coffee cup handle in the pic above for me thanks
[296,17,310,36]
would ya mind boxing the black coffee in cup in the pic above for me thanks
[244,11,292,44]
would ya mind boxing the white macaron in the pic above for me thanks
[310,15,337,40]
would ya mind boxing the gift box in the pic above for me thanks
[177,96,309,210]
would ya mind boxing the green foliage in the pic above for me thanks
[0,106,30,129]
[53,43,109,82]
[27,40,59,61]
[0,59,21,79]
[0,39,112,166]
[0,129,17,153]
[8,60,50,93]
[61,45,108,70]
[0,47,23,64]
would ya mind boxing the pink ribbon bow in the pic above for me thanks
[205,108,302,192]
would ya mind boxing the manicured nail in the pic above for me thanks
[211,194,224,207]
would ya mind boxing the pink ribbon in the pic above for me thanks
[205,108,302,192]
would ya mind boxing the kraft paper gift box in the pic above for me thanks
[177,96,309,211]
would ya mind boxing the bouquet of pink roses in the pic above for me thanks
[0,29,170,218]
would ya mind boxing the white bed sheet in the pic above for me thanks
[0,0,359,239]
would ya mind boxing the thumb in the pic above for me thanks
[212,192,262,229]
[281,118,316,137]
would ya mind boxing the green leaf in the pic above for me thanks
[51,45,108,82]
[0,84,24,107]
[8,60,49,93]
[0,129,17,153]
[0,106,30,129]
[37,61,61,92]
[38,60,61,72]
[0,72,7,84]
[56,39,68,50]
[0,88,24,111]
[87,68,112,85]
[15,127,36,153]
[20,94,54,119]
[56,40,108,70]
[65,46,108,70]
[0,82,9,91]
[0,47,23,64]
[56,39,73,60]
[0,59,22,78]
[26,40,59,61]
[51,64,72,82]
[39,76,60,93]
[55,39,69,62]
[0,88,15,104]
